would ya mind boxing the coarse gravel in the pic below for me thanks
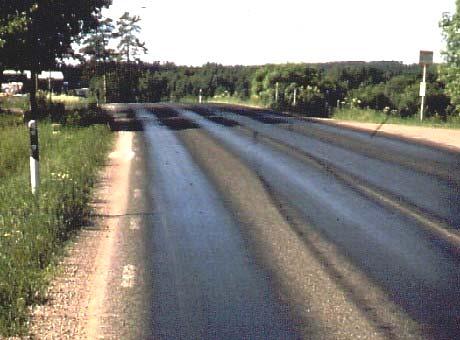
[8,131,134,340]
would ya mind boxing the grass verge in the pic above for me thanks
[177,94,264,107]
[207,95,264,107]
[332,108,460,129]
[0,114,113,335]
[0,94,89,112]
[0,95,30,111]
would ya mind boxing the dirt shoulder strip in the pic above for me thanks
[300,117,460,152]
[26,131,134,339]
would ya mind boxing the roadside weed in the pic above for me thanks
[0,116,113,335]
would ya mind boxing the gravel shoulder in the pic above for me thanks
[25,131,136,339]
[305,117,460,152]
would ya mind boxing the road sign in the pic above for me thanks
[419,82,426,97]
[419,50,433,66]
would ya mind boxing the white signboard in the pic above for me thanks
[419,82,426,97]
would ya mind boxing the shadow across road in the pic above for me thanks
[184,105,241,127]
[146,105,200,130]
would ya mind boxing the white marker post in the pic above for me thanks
[293,87,297,106]
[419,50,433,121]
[275,82,279,103]
[28,120,39,194]
[199,88,203,104]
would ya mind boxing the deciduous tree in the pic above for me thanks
[440,3,460,114]
[0,0,112,117]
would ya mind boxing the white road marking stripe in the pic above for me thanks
[129,217,141,230]
[121,264,136,288]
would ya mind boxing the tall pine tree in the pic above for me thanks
[115,12,147,63]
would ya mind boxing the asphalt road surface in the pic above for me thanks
[115,103,460,339]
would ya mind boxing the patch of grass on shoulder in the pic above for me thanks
[49,95,89,110]
[208,95,264,107]
[177,94,265,108]
[0,95,30,111]
[0,115,113,335]
[332,108,460,129]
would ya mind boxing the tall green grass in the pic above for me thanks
[177,94,264,107]
[0,94,89,112]
[0,115,113,335]
[0,95,30,111]
[332,108,460,129]
[208,95,264,107]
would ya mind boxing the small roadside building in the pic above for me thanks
[1,70,65,95]
[1,70,31,95]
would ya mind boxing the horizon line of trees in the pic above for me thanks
[58,60,454,119]
[2,1,460,120]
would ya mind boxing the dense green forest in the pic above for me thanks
[60,60,451,119]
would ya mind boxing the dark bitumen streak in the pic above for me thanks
[137,108,298,339]
[208,103,460,175]
[204,106,460,228]
[177,106,460,339]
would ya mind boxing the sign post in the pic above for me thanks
[28,120,39,194]
[419,50,433,121]
[199,88,203,104]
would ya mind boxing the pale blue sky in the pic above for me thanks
[103,0,456,66]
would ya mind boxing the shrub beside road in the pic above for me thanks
[0,113,113,335]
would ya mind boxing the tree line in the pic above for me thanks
[2,1,460,120]
[60,60,452,119]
